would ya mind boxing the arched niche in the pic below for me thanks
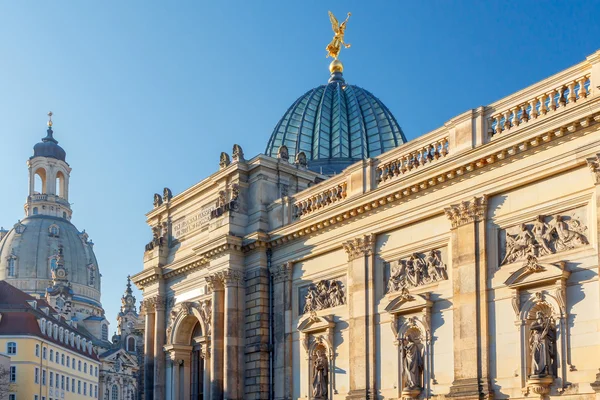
[385,288,433,400]
[297,313,337,399]
[503,256,570,395]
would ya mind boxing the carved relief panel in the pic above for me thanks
[299,278,346,315]
[385,248,448,294]
[499,209,588,266]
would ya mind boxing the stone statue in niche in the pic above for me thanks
[529,311,557,378]
[501,213,588,265]
[386,249,447,293]
[302,279,345,314]
[312,347,328,399]
[402,333,424,390]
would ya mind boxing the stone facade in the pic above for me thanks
[133,49,600,399]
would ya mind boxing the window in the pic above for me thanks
[42,397,46,400]
[78,360,81,371]
[95,385,98,398]
[35,367,39,383]
[61,375,64,390]
[43,347,47,359]
[50,349,54,361]
[84,362,87,373]
[101,324,108,341]
[66,377,69,391]
[55,373,59,388]
[111,385,118,400]
[50,371,53,387]
[9,394,15,400]
[71,378,75,392]
[61,354,64,365]
[7,257,15,276]
[33,207,38,215]
[78,380,81,394]
[9,366,16,382]
[34,395,38,400]
[95,366,98,377]
[35,344,40,357]
[84,382,87,396]
[7,342,16,355]
[127,337,135,352]
[42,369,46,385]
[63,212,67,219]
[49,225,59,237]
[66,355,70,367]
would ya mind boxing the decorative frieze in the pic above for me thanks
[444,195,487,228]
[500,213,588,266]
[342,234,374,261]
[301,279,346,314]
[270,262,292,284]
[386,249,448,294]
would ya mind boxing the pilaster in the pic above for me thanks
[221,268,245,400]
[206,274,224,400]
[270,262,293,400]
[444,195,493,399]
[343,233,376,400]
[153,295,167,399]
[142,300,156,400]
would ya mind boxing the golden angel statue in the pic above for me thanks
[326,11,351,59]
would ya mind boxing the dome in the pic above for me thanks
[265,68,407,174]
[0,215,101,307]
[33,127,66,162]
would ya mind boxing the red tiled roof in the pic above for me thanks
[0,281,99,361]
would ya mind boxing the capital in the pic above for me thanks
[205,274,224,291]
[270,262,293,284]
[444,195,487,228]
[586,153,600,185]
[342,233,374,261]
[219,268,244,286]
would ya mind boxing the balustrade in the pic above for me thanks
[293,182,348,218]
[376,137,449,183]
[490,74,591,136]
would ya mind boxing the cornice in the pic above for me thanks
[131,267,163,290]
[267,104,600,248]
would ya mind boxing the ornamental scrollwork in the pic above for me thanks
[586,153,600,185]
[501,213,588,266]
[386,249,448,294]
[302,279,346,314]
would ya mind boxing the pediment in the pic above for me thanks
[297,313,335,334]
[102,349,137,366]
[385,289,432,315]
[504,256,569,289]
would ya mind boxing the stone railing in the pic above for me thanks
[30,194,48,201]
[293,181,347,219]
[488,71,591,137]
[376,136,449,183]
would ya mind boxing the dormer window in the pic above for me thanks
[14,222,26,234]
[49,224,60,237]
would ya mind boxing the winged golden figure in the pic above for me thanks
[326,11,351,59]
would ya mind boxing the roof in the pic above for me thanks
[0,281,99,361]
[32,127,66,162]
[265,70,407,175]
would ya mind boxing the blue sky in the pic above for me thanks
[1,1,599,331]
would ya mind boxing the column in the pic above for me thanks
[223,269,244,400]
[169,356,180,400]
[153,296,166,399]
[202,343,211,399]
[206,275,224,400]
[270,262,293,399]
[143,301,156,400]
[444,195,492,399]
[342,234,376,400]
[180,352,192,400]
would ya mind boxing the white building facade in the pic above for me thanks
[133,50,600,400]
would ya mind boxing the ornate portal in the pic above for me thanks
[501,213,588,265]
[387,249,448,293]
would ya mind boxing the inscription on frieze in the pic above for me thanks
[172,204,215,239]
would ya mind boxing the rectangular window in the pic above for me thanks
[50,349,53,362]
[9,395,15,400]
[78,361,81,371]
[61,375,64,390]
[50,371,54,387]
[35,344,40,357]
[55,352,59,364]
[7,342,16,355]
[71,378,74,392]
[78,381,81,394]
[95,366,98,377]
[84,363,87,373]
[61,354,64,365]
[34,395,38,400]
[66,356,70,367]
[84,382,87,395]
[42,369,46,385]
[34,367,39,384]
[95,385,98,398]
[66,377,69,391]
[9,366,16,382]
